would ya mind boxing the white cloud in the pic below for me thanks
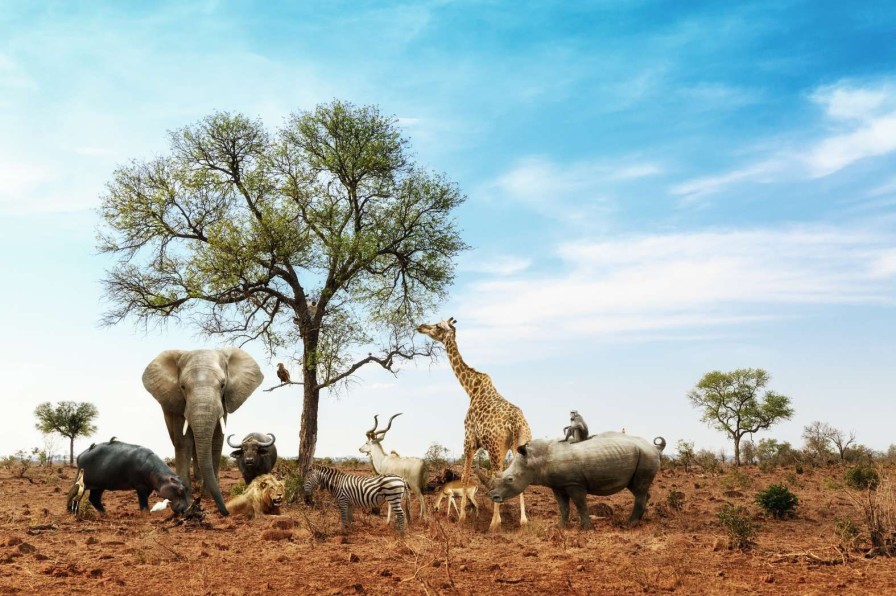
[457,224,896,351]
[488,155,662,222]
[459,253,531,276]
[671,80,896,201]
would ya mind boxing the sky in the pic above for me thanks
[2,1,895,464]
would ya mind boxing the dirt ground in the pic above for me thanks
[0,462,893,595]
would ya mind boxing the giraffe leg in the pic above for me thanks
[487,448,503,532]
[459,438,475,522]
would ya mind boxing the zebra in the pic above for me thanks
[303,465,409,533]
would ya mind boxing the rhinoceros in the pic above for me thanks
[486,432,666,528]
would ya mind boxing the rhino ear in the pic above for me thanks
[517,444,528,457]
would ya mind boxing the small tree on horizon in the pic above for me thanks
[803,421,856,463]
[34,401,98,466]
[687,368,794,466]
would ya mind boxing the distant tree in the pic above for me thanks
[34,401,98,466]
[688,368,794,466]
[675,439,695,472]
[802,421,855,463]
[97,100,468,474]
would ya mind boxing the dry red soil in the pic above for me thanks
[0,463,892,595]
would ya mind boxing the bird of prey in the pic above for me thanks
[277,362,291,384]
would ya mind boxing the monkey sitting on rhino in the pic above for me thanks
[562,410,589,443]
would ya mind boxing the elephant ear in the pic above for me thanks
[142,350,185,412]
[222,347,264,414]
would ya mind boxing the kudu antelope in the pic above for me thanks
[359,413,428,521]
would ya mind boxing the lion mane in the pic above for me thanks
[225,473,285,518]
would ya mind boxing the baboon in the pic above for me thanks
[562,410,589,443]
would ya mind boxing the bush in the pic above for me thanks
[424,442,451,472]
[694,449,721,475]
[755,484,798,519]
[230,481,246,496]
[717,504,757,550]
[844,471,896,556]
[835,518,861,550]
[667,490,685,511]
[719,469,751,490]
[845,464,880,491]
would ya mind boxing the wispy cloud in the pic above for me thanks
[487,155,662,222]
[458,224,896,354]
[671,80,896,204]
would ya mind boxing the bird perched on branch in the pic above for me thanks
[276,363,291,384]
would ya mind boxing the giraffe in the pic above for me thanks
[416,317,531,531]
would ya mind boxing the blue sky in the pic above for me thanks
[2,1,895,462]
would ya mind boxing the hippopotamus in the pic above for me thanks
[227,432,278,484]
[67,439,189,516]
[486,432,666,528]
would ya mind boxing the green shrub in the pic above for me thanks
[717,504,757,550]
[666,490,685,511]
[230,481,246,496]
[845,465,880,491]
[835,518,861,550]
[755,484,798,519]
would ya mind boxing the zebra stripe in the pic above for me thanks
[304,465,408,533]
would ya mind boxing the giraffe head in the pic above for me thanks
[415,317,457,344]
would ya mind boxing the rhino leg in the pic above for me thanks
[566,486,593,529]
[551,488,571,527]
[628,490,649,523]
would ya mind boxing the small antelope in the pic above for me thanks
[434,480,479,518]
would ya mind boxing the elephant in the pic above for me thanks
[142,348,264,516]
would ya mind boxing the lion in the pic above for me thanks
[225,473,285,518]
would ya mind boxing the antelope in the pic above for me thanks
[359,413,428,521]
[434,479,479,518]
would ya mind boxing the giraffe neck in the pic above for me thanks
[444,334,481,401]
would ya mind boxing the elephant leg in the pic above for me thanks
[163,411,194,496]
[136,488,151,512]
[552,488,571,527]
[88,490,107,515]
[566,486,592,529]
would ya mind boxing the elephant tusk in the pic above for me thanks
[219,416,226,433]
[182,420,189,436]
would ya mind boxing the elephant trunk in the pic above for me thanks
[187,404,229,516]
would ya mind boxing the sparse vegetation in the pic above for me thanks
[845,464,880,491]
[688,368,794,466]
[424,442,451,473]
[667,490,685,511]
[755,484,798,519]
[716,504,757,550]
[675,440,695,472]
[34,401,99,467]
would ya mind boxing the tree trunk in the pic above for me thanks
[69,436,75,467]
[733,435,741,467]
[297,333,320,476]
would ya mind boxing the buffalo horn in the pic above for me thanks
[259,433,275,447]
[226,434,241,448]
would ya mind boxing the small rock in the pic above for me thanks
[349,553,361,563]
[379,569,392,577]
[7,537,22,547]
[711,538,724,552]
[86,536,99,545]
[459,565,468,572]
[431,559,442,568]
[576,565,585,572]
[716,571,724,577]
[17,543,36,554]
[260,529,293,541]
[764,575,775,584]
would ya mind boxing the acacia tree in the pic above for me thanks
[34,401,98,466]
[99,101,467,473]
[687,368,794,466]
[803,421,856,463]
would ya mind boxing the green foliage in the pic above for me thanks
[424,442,451,472]
[98,99,469,474]
[666,490,685,511]
[845,464,880,491]
[687,368,794,465]
[835,518,861,550]
[34,401,99,465]
[755,484,799,519]
[230,481,246,496]
[756,438,799,471]
[716,504,757,550]
[693,449,721,475]
[675,440,695,472]
[720,469,752,490]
